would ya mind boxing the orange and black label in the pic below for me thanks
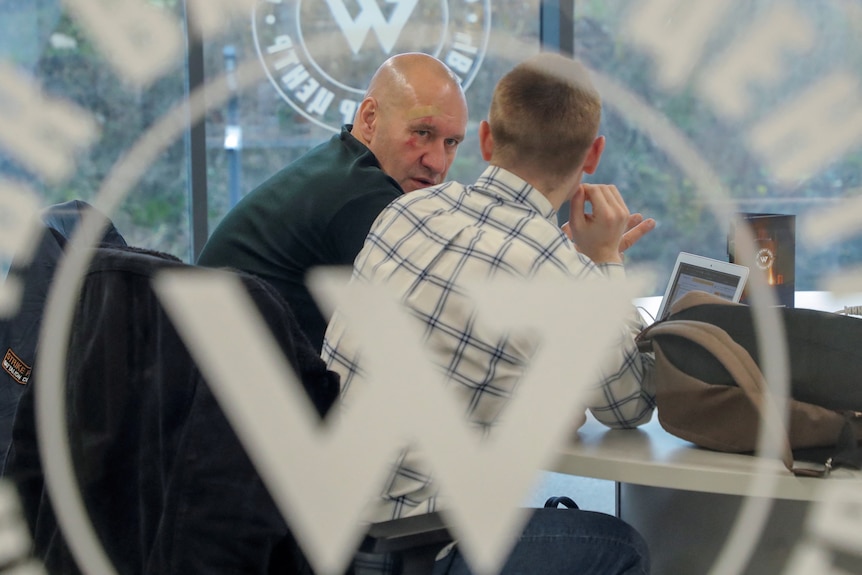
[2,348,31,385]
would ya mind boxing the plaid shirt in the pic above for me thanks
[322,166,655,521]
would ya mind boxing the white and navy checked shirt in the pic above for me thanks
[321,166,655,521]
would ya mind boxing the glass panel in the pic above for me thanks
[202,0,541,234]
[0,0,191,262]
[574,0,862,296]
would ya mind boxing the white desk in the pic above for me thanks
[554,415,862,501]
[551,417,862,575]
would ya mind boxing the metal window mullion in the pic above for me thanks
[540,0,575,56]
[183,0,208,263]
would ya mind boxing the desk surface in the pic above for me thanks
[552,416,862,502]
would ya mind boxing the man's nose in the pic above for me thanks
[421,141,449,176]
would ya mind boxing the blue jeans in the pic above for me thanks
[431,508,650,575]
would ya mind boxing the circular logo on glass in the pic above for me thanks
[252,0,490,132]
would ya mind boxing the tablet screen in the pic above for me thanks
[657,253,749,321]
[665,264,742,313]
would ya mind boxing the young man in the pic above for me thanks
[323,52,656,574]
[197,53,468,351]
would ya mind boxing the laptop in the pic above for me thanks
[655,252,750,321]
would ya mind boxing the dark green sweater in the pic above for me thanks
[198,125,403,352]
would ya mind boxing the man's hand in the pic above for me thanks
[562,184,655,263]
[620,213,656,254]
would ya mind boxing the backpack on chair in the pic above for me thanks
[635,291,862,476]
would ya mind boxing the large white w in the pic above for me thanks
[325,0,418,55]
[153,267,641,575]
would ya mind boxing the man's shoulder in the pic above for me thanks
[421,185,581,275]
[369,183,459,227]
[235,134,398,211]
[389,181,463,210]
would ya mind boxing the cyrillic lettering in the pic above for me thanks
[624,0,732,90]
[0,181,43,316]
[0,62,98,183]
[186,0,256,38]
[699,5,814,119]
[62,0,182,86]
[749,72,862,183]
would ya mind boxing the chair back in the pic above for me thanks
[5,245,340,574]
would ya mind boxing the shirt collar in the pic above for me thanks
[475,166,557,220]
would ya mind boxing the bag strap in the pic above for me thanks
[639,319,805,474]
[666,291,739,316]
[543,496,579,509]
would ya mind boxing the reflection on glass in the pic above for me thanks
[0,0,191,260]
[574,0,862,294]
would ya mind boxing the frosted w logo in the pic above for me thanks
[153,267,643,574]
[325,0,418,55]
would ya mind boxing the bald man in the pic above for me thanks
[198,53,469,351]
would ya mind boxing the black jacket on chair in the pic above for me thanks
[4,246,341,574]
[0,200,126,465]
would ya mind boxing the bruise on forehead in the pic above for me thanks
[406,106,440,121]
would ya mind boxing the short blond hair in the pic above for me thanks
[489,53,601,180]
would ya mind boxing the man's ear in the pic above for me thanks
[479,120,494,161]
[582,136,605,175]
[354,97,378,143]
